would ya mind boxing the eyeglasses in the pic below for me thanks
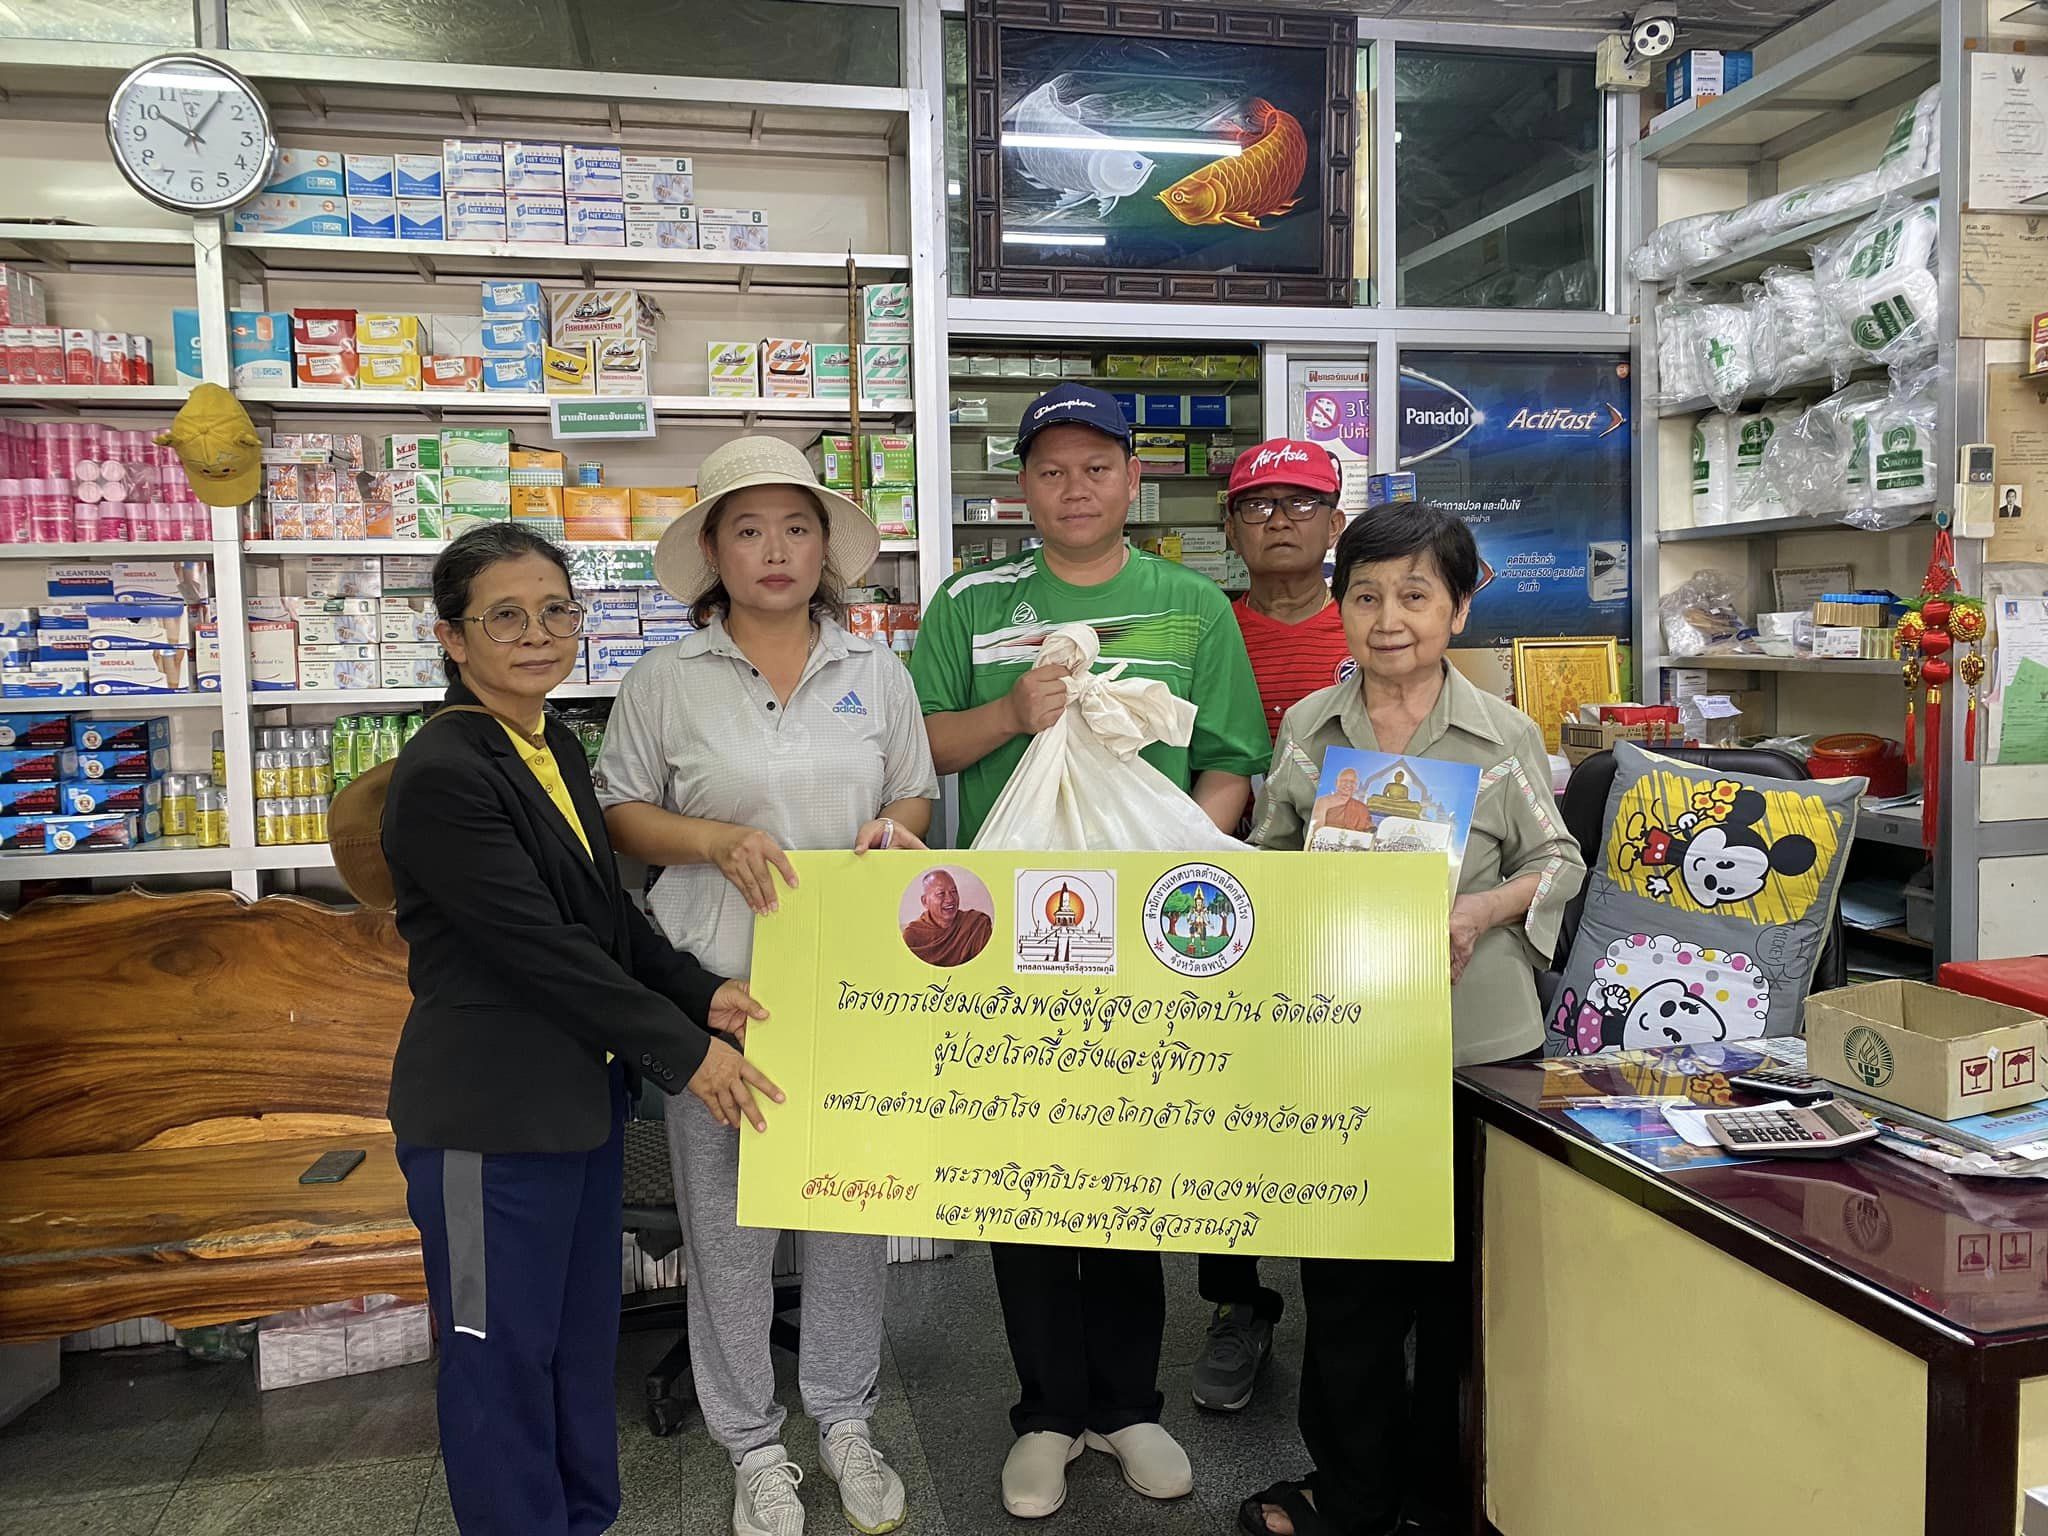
[1233,494,1335,525]
[461,600,587,644]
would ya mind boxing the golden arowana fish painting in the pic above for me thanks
[1155,99,1308,231]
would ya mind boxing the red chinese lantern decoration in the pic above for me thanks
[1898,525,1987,850]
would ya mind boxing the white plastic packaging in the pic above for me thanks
[1858,367,1940,524]
[1690,301,1754,412]
[1815,199,1940,366]
[1628,211,1735,282]
[1690,413,1737,526]
[1747,266,1853,393]
[1875,85,1941,190]
[970,623,1243,853]
[1655,296,1708,404]
[1730,407,1790,521]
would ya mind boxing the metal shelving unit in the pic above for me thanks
[0,41,949,896]
[238,389,915,420]
[1658,506,1932,543]
[0,693,224,713]
[0,541,215,558]
[1626,0,2045,967]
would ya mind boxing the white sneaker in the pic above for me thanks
[734,1444,806,1536]
[1083,1423,1192,1501]
[820,1420,907,1535]
[1000,1430,1084,1519]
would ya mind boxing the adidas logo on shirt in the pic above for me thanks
[832,690,868,716]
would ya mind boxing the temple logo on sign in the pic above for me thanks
[1015,869,1118,976]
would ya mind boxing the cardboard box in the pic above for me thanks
[1808,980,2048,1121]
[812,342,850,400]
[356,313,423,354]
[264,147,346,198]
[229,311,293,387]
[443,138,505,191]
[447,190,508,242]
[394,155,444,199]
[858,342,909,402]
[233,195,348,238]
[707,340,759,397]
[345,153,395,199]
[760,338,811,398]
[544,341,596,395]
[348,199,396,240]
[480,356,542,393]
[480,279,545,320]
[1559,705,1684,767]
[563,486,631,541]
[439,428,513,469]
[504,141,565,193]
[381,433,442,471]
[866,433,915,485]
[567,198,625,247]
[565,143,623,197]
[629,487,696,540]
[397,200,446,241]
[507,192,567,245]
[60,775,162,818]
[360,352,423,392]
[625,216,697,251]
[860,282,911,343]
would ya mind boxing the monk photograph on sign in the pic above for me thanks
[1309,765,1376,839]
[901,866,995,968]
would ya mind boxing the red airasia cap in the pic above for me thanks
[1226,438,1341,501]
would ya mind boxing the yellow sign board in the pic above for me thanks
[738,850,1454,1261]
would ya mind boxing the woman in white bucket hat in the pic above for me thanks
[595,436,936,1536]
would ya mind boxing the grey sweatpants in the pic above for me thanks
[667,1087,887,1463]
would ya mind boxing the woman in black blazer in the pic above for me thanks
[383,524,779,1536]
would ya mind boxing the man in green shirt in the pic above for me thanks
[910,382,1269,1520]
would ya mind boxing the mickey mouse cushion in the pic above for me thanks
[1549,741,1863,1054]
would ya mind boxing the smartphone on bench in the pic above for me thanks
[300,1149,367,1184]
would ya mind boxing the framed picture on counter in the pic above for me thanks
[1512,636,1622,755]
[965,0,1356,305]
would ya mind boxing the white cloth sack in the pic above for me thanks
[970,621,1244,853]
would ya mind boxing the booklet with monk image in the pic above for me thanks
[1303,748,1482,887]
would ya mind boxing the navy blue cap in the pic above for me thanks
[1015,383,1134,456]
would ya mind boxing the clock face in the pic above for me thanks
[107,55,275,214]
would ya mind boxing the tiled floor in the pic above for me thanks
[1,1248,1309,1534]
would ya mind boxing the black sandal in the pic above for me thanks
[1238,1478,1329,1536]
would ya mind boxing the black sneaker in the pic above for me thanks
[1191,1303,1273,1412]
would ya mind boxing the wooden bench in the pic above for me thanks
[0,888,425,1344]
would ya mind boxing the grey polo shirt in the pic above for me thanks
[593,615,938,980]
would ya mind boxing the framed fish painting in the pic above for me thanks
[966,0,1356,306]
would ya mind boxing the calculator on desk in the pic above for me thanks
[1700,1100,1880,1158]
[1728,1063,1832,1099]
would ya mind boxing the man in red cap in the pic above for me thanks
[1190,438,1355,1416]
[1225,440,1355,751]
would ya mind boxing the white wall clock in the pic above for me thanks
[106,54,276,214]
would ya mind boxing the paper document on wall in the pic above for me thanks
[1970,54,2048,209]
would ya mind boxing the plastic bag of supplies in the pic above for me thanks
[970,622,1244,853]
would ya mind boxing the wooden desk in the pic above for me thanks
[1461,1062,2048,1536]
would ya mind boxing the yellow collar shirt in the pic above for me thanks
[498,718,592,860]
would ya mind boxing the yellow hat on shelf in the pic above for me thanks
[156,383,262,508]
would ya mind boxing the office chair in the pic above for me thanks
[620,1109,801,1437]
[1540,745,1848,1014]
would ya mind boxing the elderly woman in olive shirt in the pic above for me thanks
[1239,503,1585,1536]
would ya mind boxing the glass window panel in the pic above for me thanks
[226,0,900,87]
[0,0,192,45]
[1394,49,1600,310]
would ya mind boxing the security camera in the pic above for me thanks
[1629,3,1680,62]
